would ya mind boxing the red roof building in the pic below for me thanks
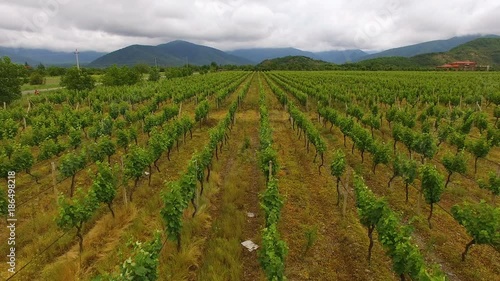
[437,61,477,70]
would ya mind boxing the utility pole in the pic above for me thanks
[74,49,80,70]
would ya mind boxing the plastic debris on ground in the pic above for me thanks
[241,240,259,252]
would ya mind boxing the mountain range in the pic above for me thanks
[338,37,500,70]
[410,38,500,68]
[0,47,105,66]
[0,34,498,67]
[356,34,500,61]
[257,37,500,70]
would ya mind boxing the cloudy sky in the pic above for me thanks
[0,0,499,52]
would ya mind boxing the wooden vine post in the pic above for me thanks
[51,162,58,202]
[121,156,128,207]
[342,170,349,217]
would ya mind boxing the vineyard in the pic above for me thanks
[0,70,499,281]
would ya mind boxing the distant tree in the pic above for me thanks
[36,63,46,75]
[0,57,27,104]
[210,61,218,72]
[60,67,95,92]
[149,67,161,82]
[46,65,67,76]
[133,63,150,74]
[102,65,141,86]
[164,66,193,79]
[29,72,45,85]
[199,65,210,74]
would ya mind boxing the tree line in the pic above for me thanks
[0,56,253,105]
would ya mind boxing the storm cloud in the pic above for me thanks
[0,0,498,52]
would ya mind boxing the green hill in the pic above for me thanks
[228,48,319,64]
[256,56,336,71]
[412,38,500,68]
[343,57,422,70]
[89,40,252,67]
[356,34,499,61]
[343,38,500,70]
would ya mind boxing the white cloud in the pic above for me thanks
[0,0,498,52]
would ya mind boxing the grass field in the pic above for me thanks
[21,76,61,91]
[21,75,106,92]
[1,71,499,281]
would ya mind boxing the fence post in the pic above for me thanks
[51,162,58,202]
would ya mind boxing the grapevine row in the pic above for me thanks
[264,74,326,173]
[353,174,446,281]
[160,74,252,251]
[257,74,287,281]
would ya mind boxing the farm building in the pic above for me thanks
[436,61,477,70]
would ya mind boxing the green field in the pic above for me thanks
[21,76,61,91]
[21,75,107,93]
[1,71,499,281]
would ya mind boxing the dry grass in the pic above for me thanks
[196,77,266,281]
[40,205,137,280]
